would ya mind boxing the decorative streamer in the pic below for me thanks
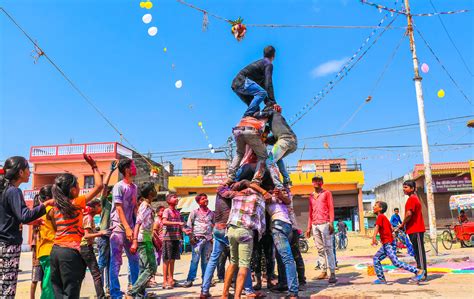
[202,12,209,31]
[359,0,469,17]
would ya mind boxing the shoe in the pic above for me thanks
[299,283,306,291]
[147,282,159,288]
[270,285,288,293]
[315,271,328,280]
[200,292,212,298]
[411,270,426,282]
[210,281,216,287]
[373,279,387,284]
[328,273,337,284]
[182,281,193,288]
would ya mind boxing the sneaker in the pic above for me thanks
[328,273,337,284]
[373,279,387,284]
[415,270,426,281]
[200,292,212,298]
[182,281,193,288]
[315,271,328,280]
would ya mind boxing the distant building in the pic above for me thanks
[375,161,473,228]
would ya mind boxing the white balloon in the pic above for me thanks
[148,26,158,36]
[211,149,216,154]
[175,80,183,89]
[142,14,152,24]
[208,144,213,149]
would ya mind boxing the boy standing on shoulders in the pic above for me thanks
[306,175,337,284]
[371,201,425,284]
[399,180,428,281]
[183,194,215,288]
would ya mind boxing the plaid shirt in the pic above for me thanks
[227,188,266,240]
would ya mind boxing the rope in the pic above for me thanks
[415,26,472,105]
[359,0,469,17]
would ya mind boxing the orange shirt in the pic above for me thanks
[54,195,86,251]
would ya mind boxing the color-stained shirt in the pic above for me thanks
[227,188,266,240]
[376,214,394,244]
[99,194,112,231]
[215,186,233,225]
[308,190,335,225]
[54,195,86,251]
[162,208,182,241]
[154,217,164,242]
[81,214,96,247]
[405,194,426,235]
[110,180,138,233]
[266,194,291,225]
[0,186,46,245]
[37,207,55,258]
[187,208,215,240]
[136,201,154,243]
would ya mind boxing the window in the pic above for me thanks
[84,175,95,189]
[329,163,341,172]
[202,166,216,175]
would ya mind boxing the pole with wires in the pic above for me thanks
[404,0,438,254]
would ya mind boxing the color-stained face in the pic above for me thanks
[167,195,179,206]
[403,185,414,195]
[197,196,208,207]
[312,180,323,189]
[158,207,165,218]
[130,161,137,177]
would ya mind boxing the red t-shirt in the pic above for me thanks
[376,214,393,244]
[405,194,426,235]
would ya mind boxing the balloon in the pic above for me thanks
[421,63,429,73]
[211,149,216,154]
[208,144,213,149]
[163,47,167,52]
[175,80,183,89]
[198,121,202,127]
[437,89,445,98]
[142,14,152,24]
[140,2,146,8]
[145,1,153,9]
[148,27,158,36]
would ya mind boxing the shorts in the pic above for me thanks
[162,240,181,261]
[227,226,254,268]
[32,265,44,282]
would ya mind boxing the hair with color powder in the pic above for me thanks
[52,173,80,219]
[118,158,133,175]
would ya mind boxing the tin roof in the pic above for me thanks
[413,161,470,179]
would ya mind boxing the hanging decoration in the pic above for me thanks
[359,0,469,17]
[421,62,429,73]
[148,26,158,36]
[175,80,183,89]
[142,14,152,24]
[150,166,160,178]
[202,12,209,31]
[140,1,153,9]
[198,121,214,152]
[31,42,44,64]
[163,47,167,52]
[437,89,445,98]
[230,17,247,41]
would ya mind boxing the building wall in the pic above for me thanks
[182,158,227,171]
[297,159,348,171]
[374,175,411,221]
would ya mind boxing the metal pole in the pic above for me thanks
[404,0,438,254]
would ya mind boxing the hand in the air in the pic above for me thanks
[110,160,118,172]
[83,154,97,169]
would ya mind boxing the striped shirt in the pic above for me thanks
[53,195,86,251]
[162,208,182,241]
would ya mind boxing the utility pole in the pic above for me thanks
[404,0,438,254]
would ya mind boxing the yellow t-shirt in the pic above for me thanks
[36,206,55,259]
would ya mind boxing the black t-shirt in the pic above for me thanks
[232,58,275,102]
[0,186,46,245]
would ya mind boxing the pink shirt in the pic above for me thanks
[308,190,335,226]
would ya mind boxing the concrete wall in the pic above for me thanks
[374,174,412,221]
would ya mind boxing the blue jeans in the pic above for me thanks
[266,138,297,188]
[186,238,213,282]
[272,220,298,296]
[97,236,110,291]
[109,232,140,299]
[234,78,268,117]
[201,228,254,294]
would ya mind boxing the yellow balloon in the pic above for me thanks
[163,47,167,52]
[140,2,146,8]
[437,89,445,98]
[145,1,153,9]
[198,122,203,127]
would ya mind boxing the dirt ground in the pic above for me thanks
[15,233,474,298]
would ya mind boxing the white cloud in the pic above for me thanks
[311,57,349,78]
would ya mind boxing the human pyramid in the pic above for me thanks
[0,46,428,299]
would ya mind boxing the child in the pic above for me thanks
[80,200,108,298]
[182,193,215,288]
[50,154,104,298]
[152,206,165,279]
[371,201,425,284]
[128,182,158,297]
[34,185,55,299]
[30,205,42,299]
[161,194,186,289]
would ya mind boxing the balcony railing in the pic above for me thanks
[30,142,133,161]
[171,163,362,177]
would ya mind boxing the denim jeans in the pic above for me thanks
[272,220,298,296]
[80,245,105,298]
[97,236,110,291]
[186,238,212,282]
[234,78,268,117]
[228,129,267,184]
[109,232,140,299]
[266,137,297,188]
[217,247,229,280]
[130,242,157,295]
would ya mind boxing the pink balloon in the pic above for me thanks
[421,63,429,73]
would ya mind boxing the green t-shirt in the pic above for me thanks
[99,194,113,231]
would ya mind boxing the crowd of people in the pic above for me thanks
[0,46,429,299]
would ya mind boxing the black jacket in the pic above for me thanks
[232,58,275,103]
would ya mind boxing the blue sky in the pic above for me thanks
[1,0,472,189]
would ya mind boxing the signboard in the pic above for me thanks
[203,173,227,185]
[301,163,316,173]
[433,174,472,193]
[449,194,474,210]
